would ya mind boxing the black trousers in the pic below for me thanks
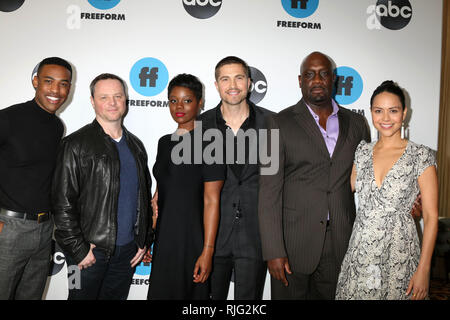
[210,255,267,300]
[271,224,339,300]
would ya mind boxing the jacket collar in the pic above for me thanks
[292,98,350,160]
[91,118,128,140]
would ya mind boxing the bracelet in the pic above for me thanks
[204,244,214,248]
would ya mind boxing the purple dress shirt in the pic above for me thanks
[306,100,340,221]
[306,100,340,157]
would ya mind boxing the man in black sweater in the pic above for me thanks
[0,57,72,300]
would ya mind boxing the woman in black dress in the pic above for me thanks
[147,74,225,299]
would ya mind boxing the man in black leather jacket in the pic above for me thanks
[52,73,153,300]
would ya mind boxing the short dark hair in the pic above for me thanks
[214,56,249,80]
[370,80,406,110]
[37,57,72,80]
[168,73,203,101]
[90,73,127,98]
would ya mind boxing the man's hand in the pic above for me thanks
[130,246,147,267]
[267,257,292,287]
[78,243,96,270]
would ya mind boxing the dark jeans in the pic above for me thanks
[0,214,52,300]
[65,241,137,300]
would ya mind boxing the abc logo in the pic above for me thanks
[249,66,267,105]
[281,0,319,18]
[183,0,222,19]
[0,0,25,12]
[130,58,169,97]
[367,0,412,30]
[88,0,121,10]
[31,63,39,85]
[49,240,66,276]
[333,66,363,105]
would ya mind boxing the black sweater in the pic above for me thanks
[0,99,63,213]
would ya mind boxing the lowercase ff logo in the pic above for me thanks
[281,0,319,18]
[333,66,363,106]
[130,58,169,97]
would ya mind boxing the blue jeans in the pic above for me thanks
[65,241,137,300]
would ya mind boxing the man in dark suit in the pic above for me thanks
[199,56,272,299]
[258,51,371,299]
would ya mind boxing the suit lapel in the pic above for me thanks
[293,99,330,158]
[331,106,350,160]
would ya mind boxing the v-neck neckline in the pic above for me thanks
[371,140,410,190]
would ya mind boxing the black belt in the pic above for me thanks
[0,208,51,224]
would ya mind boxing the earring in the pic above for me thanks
[401,122,404,139]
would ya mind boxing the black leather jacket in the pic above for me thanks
[52,120,153,264]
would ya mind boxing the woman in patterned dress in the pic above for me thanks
[335,81,438,300]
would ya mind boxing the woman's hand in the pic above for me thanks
[406,268,429,300]
[193,247,214,283]
[151,189,158,229]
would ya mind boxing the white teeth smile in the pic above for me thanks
[380,124,393,128]
[47,96,60,101]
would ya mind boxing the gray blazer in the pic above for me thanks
[199,101,273,259]
[258,99,370,274]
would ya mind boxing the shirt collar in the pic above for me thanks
[305,99,339,119]
[215,99,256,130]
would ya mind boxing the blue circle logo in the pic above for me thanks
[88,0,121,10]
[281,0,319,18]
[135,244,153,276]
[135,261,152,276]
[333,66,363,105]
[130,58,169,97]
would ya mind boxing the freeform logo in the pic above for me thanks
[128,58,170,108]
[130,58,169,97]
[183,0,222,19]
[88,0,121,10]
[367,0,412,30]
[333,66,363,106]
[0,0,24,12]
[249,66,267,105]
[281,0,319,18]
[66,2,125,30]
[278,0,321,30]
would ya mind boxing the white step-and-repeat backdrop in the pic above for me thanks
[0,0,443,300]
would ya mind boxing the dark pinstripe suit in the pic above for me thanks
[258,99,370,299]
